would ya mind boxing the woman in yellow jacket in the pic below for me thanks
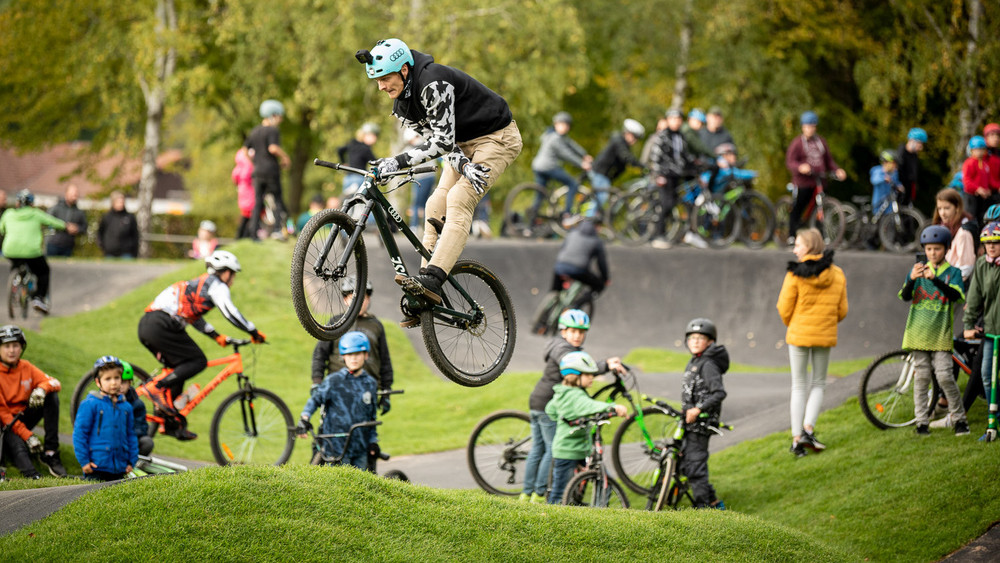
[776,227,848,457]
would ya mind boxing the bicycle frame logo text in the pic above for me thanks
[390,255,406,275]
[387,204,404,225]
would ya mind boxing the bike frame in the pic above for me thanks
[987,333,1000,441]
[313,162,483,327]
[141,345,247,425]
[591,372,670,457]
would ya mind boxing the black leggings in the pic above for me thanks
[138,311,208,397]
[1,391,60,477]
[655,176,680,236]
[248,176,288,238]
[788,186,818,239]
[10,256,50,300]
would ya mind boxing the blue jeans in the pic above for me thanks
[340,451,368,470]
[343,173,364,196]
[588,172,611,215]
[548,457,583,504]
[534,168,579,213]
[521,410,557,496]
[409,175,435,228]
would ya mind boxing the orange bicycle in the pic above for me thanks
[69,339,295,466]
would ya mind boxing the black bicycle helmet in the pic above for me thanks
[919,225,952,248]
[685,318,717,340]
[340,276,374,297]
[15,189,34,207]
[0,325,26,350]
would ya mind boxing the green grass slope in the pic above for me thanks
[0,465,848,563]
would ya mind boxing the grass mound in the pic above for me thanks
[0,465,848,562]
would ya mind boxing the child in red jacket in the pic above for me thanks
[963,135,1000,226]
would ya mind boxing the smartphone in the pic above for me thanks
[915,252,927,264]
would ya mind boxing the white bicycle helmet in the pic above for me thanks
[559,351,600,377]
[206,250,242,274]
[623,118,645,139]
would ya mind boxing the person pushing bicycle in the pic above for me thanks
[784,111,847,245]
[355,38,523,319]
[137,250,265,440]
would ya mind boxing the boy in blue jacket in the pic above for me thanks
[73,356,139,481]
[297,332,379,470]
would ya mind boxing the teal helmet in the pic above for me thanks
[558,309,591,330]
[339,331,370,355]
[559,351,599,377]
[357,38,414,79]
[985,204,1000,222]
[969,135,987,150]
[259,99,284,118]
[907,127,928,143]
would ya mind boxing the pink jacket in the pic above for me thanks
[232,150,255,218]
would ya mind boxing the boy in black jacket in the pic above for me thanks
[680,318,728,509]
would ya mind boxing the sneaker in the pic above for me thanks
[800,430,826,452]
[789,441,807,457]
[399,316,421,329]
[143,383,178,416]
[711,499,726,510]
[518,493,530,502]
[954,421,970,436]
[915,424,931,436]
[168,418,198,441]
[650,237,672,249]
[31,298,49,315]
[395,265,446,305]
[529,493,546,504]
[929,414,954,429]
[38,451,67,477]
[683,231,709,249]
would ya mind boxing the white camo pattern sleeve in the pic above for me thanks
[394,81,471,172]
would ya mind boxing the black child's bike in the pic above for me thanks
[291,160,517,387]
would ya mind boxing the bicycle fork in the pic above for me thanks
[987,334,1000,442]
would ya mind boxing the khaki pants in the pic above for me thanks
[422,120,522,272]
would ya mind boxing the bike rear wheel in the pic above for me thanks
[290,209,367,341]
[772,195,793,245]
[878,208,925,253]
[859,349,939,429]
[550,185,598,237]
[466,410,532,496]
[503,183,555,239]
[611,407,680,494]
[839,202,863,249]
[620,192,661,245]
[70,364,153,424]
[210,387,295,465]
[420,260,516,386]
[562,469,630,508]
[817,197,847,248]
[738,191,776,249]
[692,196,740,248]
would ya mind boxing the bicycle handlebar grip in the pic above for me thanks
[314,159,339,169]
[410,163,437,175]
[378,389,405,395]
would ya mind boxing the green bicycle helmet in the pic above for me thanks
[121,360,134,381]
[879,150,896,163]
[357,38,414,79]
[558,309,591,330]
[559,351,599,377]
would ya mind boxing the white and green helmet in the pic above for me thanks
[558,309,591,330]
[358,38,414,79]
[559,351,599,377]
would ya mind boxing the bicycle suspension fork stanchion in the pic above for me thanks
[987,334,1000,442]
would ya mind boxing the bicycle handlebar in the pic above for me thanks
[640,395,733,431]
[307,420,383,464]
[377,389,404,396]
[313,158,438,179]
[564,411,615,427]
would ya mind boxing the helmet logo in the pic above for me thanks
[389,48,406,62]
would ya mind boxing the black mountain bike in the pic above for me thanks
[561,412,630,508]
[291,160,516,387]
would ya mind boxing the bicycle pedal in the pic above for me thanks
[394,275,442,305]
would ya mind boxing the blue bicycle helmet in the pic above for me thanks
[259,99,284,118]
[357,38,414,79]
[559,351,599,377]
[969,135,987,150]
[907,127,928,143]
[558,309,591,330]
[985,204,1000,223]
[93,355,123,372]
[919,225,951,248]
[339,331,370,355]
[688,109,706,123]
[800,111,819,125]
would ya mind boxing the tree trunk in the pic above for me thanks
[669,0,694,111]
[287,108,314,219]
[954,0,981,170]
[136,0,177,258]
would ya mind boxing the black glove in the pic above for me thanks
[368,443,381,458]
[295,419,312,436]
[378,395,391,415]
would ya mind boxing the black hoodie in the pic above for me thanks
[389,50,512,172]
[680,342,729,434]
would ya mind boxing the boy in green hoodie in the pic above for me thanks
[545,351,626,504]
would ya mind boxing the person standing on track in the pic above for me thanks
[356,38,522,319]
[137,250,265,440]
[242,99,291,241]
[776,228,848,457]
[784,111,847,245]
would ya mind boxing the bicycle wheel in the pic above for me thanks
[611,407,680,494]
[529,291,560,336]
[502,183,553,239]
[816,197,846,248]
[646,455,681,511]
[621,191,661,245]
[692,196,740,248]
[551,185,598,237]
[70,364,153,424]
[562,469,630,508]
[421,260,516,386]
[210,387,295,465]
[466,410,532,496]
[772,195,793,245]
[290,209,367,341]
[738,191,776,249]
[383,469,409,482]
[859,349,938,429]
[878,208,925,253]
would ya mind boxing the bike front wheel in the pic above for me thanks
[878,208,925,253]
[421,260,516,386]
[290,209,367,341]
[817,197,847,248]
[647,455,682,511]
[466,410,532,496]
[738,191,776,249]
[210,387,295,465]
[859,349,938,429]
[692,197,740,249]
[562,469,630,508]
[70,364,153,424]
[611,407,680,494]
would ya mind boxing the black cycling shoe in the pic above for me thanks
[789,441,807,458]
[39,452,68,477]
[800,430,826,451]
[395,265,447,305]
